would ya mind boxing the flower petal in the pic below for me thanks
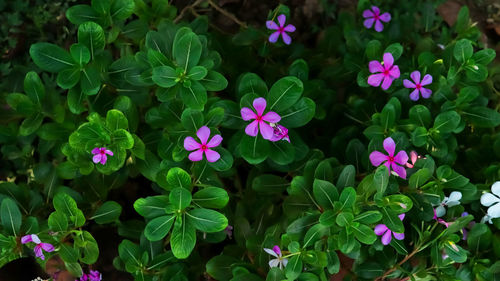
[204,149,220,163]
[487,203,500,218]
[264,248,278,258]
[374,224,388,236]
[394,151,409,165]
[435,205,446,217]
[100,154,107,165]
[196,126,211,145]
[188,150,204,162]
[31,234,41,244]
[245,120,259,137]
[266,20,278,30]
[34,245,44,260]
[262,111,281,123]
[369,61,384,73]
[260,122,274,140]
[273,246,281,256]
[403,79,416,89]
[481,192,500,207]
[381,76,394,90]
[92,154,102,164]
[374,20,384,32]
[447,191,462,204]
[389,65,400,78]
[40,243,54,252]
[105,149,113,156]
[21,235,33,244]
[362,9,374,18]
[91,147,100,155]
[393,232,404,240]
[369,151,388,166]
[420,74,433,86]
[371,6,380,15]
[281,32,292,45]
[207,135,222,148]
[241,107,257,121]
[284,24,296,32]
[184,136,201,151]
[391,163,407,179]
[277,14,286,27]
[269,31,280,43]
[420,88,432,99]
[253,97,267,116]
[364,18,375,29]
[383,137,396,156]
[381,230,392,245]
[379,12,391,22]
[269,258,280,268]
[367,73,385,87]
[383,53,394,69]
[398,213,405,220]
[282,258,289,268]
[409,89,420,101]
[410,71,421,84]
[492,181,500,196]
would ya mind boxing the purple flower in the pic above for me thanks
[91,147,113,165]
[263,245,288,269]
[374,214,405,245]
[266,14,296,45]
[369,137,408,179]
[269,124,290,143]
[21,234,54,260]
[184,126,222,163]
[368,53,400,90]
[363,6,391,32]
[403,71,433,101]
[78,270,102,281]
[241,98,281,140]
[224,225,233,239]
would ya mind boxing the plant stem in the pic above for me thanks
[375,246,421,281]
[207,0,247,28]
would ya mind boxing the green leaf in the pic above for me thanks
[30,43,75,72]
[409,168,431,188]
[252,174,289,194]
[201,71,228,91]
[240,134,270,164]
[208,147,233,171]
[380,103,395,131]
[462,106,500,128]
[192,187,229,209]
[76,231,99,264]
[66,5,100,25]
[180,80,207,110]
[336,212,353,227]
[339,187,356,210]
[285,255,303,280]
[472,49,496,65]
[152,66,177,88]
[353,211,382,224]
[384,43,403,60]
[312,179,338,209]
[106,109,129,131]
[65,261,83,277]
[70,43,91,66]
[373,165,389,197]
[444,242,467,263]
[53,192,86,227]
[465,64,488,82]
[352,223,377,244]
[166,168,191,190]
[188,66,207,80]
[279,97,316,128]
[48,211,68,232]
[433,111,460,133]
[145,214,176,241]
[187,208,228,232]
[169,187,192,211]
[68,86,86,114]
[337,165,355,190]
[412,127,428,147]
[455,6,469,34]
[319,210,336,226]
[0,198,22,236]
[171,217,196,259]
[81,65,101,95]
[173,32,202,71]
[59,244,79,263]
[180,108,203,132]
[110,0,135,21]
[112,129,134,149]
[269,140,295,165]
[453,39,473,63]
[206,255,240,281]
[57,67,81,89]
[24,71,45,104]
[266,268,286,281]
[19,113,44,136]
[381,208,403,233]
[267,76,304,112]
[467,223,492,252]
[7,93,36,115]
[91,201,122,224]
[236,72,267,98]
[78,22,105,60]
[134,196,170,219]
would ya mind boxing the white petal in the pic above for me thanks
[447,191,462,203]
[492,181,500,196]
[447,201,461,207]
[435,205,446,217]
[31,234,41,244]
[269,259,280,268]
[481,193,500,207]
[264,248,278,257]
[282,258,289,268]
[487,203,500,218]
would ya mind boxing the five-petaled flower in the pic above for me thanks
[184,126,222,163]
[374,214,405,245]
[241,98,281,140]
[21,234,54,260]
[269,124,290,143]
[91,147,113,165]
[434,191,462,217]
[266,14,296,45]
[369,137,408,179]
[368,53,400,90]
[264,245,288,269]
[78,270,102,281]
[480,181,500,219]
[363,6,391,32]
[403,71,433,101]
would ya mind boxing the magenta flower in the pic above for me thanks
[21,234,54,260]
[184,126,222,162]
[363,6,391,32]
[369,137,408,179]
[263,245,288,269]
[266,14,296,45]
[374,214,405,245]
[405,151,418,168]
[241,98,281,140]
[368,53,400,90]
[224,225,233,239]
[403,71,433,101]
[78,270,102,281]
[269,124,290,143]
[91,147,113,165]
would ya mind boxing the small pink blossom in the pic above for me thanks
[263,245,288,269]
[374,214,405,245]
[78,270,102,281]
[403,71,433,101]
[21,234,54,260]
[184,126,222,163]
[367,53,400,90]
[269,124,290,143]
[91,147,113,165]
[369,137,408,179]
[241,98,281,140]
[363,6,391,32]
[405,151,418,168]
[266,14,296,45]
[224,225,233,239]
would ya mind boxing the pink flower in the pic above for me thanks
[269,124,290,143]
[21,234,54,260]
[368,53,400,90]
[91,147,113,165]
[363,6,391,32]
[405,151,418,168]
[403,71,433,101]
[369,137,408,179]
[374,214,405,245]
[263,245,288,269]
[184,126,222,163]
[78,270,102,281]
[241,98,281,140]
[266,14,296,45]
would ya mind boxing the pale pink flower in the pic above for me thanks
[266,14,296,45]
[363,6,391,32]
[184,126,222,162]
[91,147,113,165]
[241,98,281,140]
[21,234,54,260]
[369,137,408,179]
[367,53,400,90]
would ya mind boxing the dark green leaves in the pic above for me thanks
[171,217,196,259]
[454,39,473,63]
[30,43,75,72]
[152,66,177,88]
[433,111,460,133]
[312,179,338,209]
[91,201,122,224]
[169,187,192,210]
[187,208,228,232]
[78,22,105,60]
[173,32,202,71]
[192,187,229,209]
[145,215,176,241]
[267,76,304,112]
[0,198,22,236]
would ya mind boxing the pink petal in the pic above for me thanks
[369,61,384,73]
[184,136,201,151]
[262,111,281,123]
[391,163,407,179]
[259,122,274,140]
[31,234,41,244]
[403,79,416,89]
[197,126,211,145]
[369,151,388,166]
[105,149,113,156]
[410,71,421,84]
[277,14,286,27]
[367,73,385,87]
[374,224,388,235]
[21,235,32,244]
[371,6,380,16]
[273,245,281,256]
[381,230,392,245]
[100,154,107,165]
[269,31,280,43]
[284,24,296,32]
[266,20,278,30]
[34,245,45,260]
[245,120,259,137]
[383,137,395,156]
[241,107,257,121]
[409,89,420,101]
[281,32,292,45]
[188,149,204,161]
[393,232,404,240]
[420,74,433,86]
[204,149,220,162]
[383,53,394,69]
[207,135,222,148]
[398,213,405,220]
[253,98,267,116]
[410,151,417,164]
[389,65,400,78]
[379,12,391,22]
[40,243,54,252]
[394,150,409,165]
[384,161,392,174]
[91,147,100,155]
[381,76,394,90]
[364,18,375,29]
[374,20,384,32]
[362,9,374,18]
[93,154,102,164]
[420,88,432,99]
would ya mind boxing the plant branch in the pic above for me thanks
[207,0,247,28]
[174,0,205,23]
[375,246,421,281]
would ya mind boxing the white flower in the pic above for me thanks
[481,214,494,224]
[434,191,462,217]
[263,246,288,269]
[480,181,500,218]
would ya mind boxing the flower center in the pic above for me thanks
[256,115,263,121]
[388,156,394,162]
[278,26,284,33]
[416,83,422,89]
[374,14,380,21]
[100,149,106,155]
[383,69,390,76]
[201,144,208,151]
